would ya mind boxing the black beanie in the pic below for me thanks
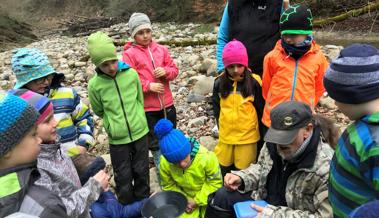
[280,4,313,35]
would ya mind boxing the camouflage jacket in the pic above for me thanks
[232,140,334,218]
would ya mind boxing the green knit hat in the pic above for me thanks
[87,31,118,67]
[280,4,313,35]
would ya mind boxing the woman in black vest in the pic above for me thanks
[213,0,288,160]
[216,0,288,76]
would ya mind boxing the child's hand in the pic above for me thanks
[153,67,166,78]
[224,173,242,191]
[149,82,164,93]
[76,145,87,154]
[185,199,197,213]
[93,170,110,191]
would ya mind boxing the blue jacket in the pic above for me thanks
[91,191,147,218]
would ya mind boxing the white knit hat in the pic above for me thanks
[128,13,152,38]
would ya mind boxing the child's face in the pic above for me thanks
[24,74,54,94]
[226,64,245,80]
[335,101,366,120]
[282,34,307,45]
[175,155,191,169]
[3,125,42,166]
[134,28,152,47]
[37,112,58,143]
[99,60,118,77]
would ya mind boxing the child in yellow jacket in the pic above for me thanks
[212,40,264,177]
[154,119,222,218]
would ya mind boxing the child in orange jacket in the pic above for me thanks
[262,4,328,127]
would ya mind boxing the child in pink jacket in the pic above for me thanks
[122,12,179,180]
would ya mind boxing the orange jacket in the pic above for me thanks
[262,40,328,127]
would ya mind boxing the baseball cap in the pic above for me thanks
[264,101,313,145]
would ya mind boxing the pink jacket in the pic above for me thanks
[122,41,179,112]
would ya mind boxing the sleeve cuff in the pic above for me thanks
[77,134,95,148]
[231,170,252,193]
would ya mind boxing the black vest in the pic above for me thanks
[228,0,282,75]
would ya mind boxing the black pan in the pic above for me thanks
[142,191,187,218]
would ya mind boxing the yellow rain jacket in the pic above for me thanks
[212,73,264,144]
[160,140,222,218]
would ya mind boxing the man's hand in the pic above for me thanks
[149,82,164,93]
[224,173,242,190]
[185,199,197,213]
[93,170,110,191]
[251,203,265,218]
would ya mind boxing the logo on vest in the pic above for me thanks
[258,5,267,10]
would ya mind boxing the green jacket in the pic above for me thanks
[88,61,149,144]
[160,142,222,218]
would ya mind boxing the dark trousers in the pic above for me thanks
[145,105,177,151]
[109,134,149,204]
[205,187,252,218]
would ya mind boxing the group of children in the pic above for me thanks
[1,3,379,218]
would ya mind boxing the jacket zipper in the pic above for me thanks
[290,60,299,101]
[148,46,164,110]
[113,78,133,141]
[233,81,237,130]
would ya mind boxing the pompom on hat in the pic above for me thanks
[154,119,191,163]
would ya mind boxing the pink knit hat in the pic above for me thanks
[222,39,248,68]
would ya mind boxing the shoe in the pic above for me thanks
[72,153,106,185]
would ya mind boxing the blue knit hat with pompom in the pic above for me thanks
[154,119,191,163]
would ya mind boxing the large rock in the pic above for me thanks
[187,54,200,66]
[319,95,336,110]
[322,45,343,62]
[149,167,162,194]
[198,58,217,74]
[74,61,87,67]
[187,93,206,103]
[199,136,218,152]
[188,116,207,128]
[192,75,215,95]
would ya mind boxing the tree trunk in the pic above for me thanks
[314,2,379,27]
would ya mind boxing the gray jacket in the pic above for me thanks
[35,141,102,218]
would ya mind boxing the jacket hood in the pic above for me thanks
[95,61,131,77]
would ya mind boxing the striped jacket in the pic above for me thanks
[329,112,379,218]
[47,85,94,152]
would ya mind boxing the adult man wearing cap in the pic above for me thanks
[205,101,334,218]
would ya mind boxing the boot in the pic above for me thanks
[72,153,106,185]
[204,192,235,218]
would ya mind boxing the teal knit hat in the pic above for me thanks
[11,48,56,89]
[0,92,39,157]
[87,31,118,67]
[154,119,191,163]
